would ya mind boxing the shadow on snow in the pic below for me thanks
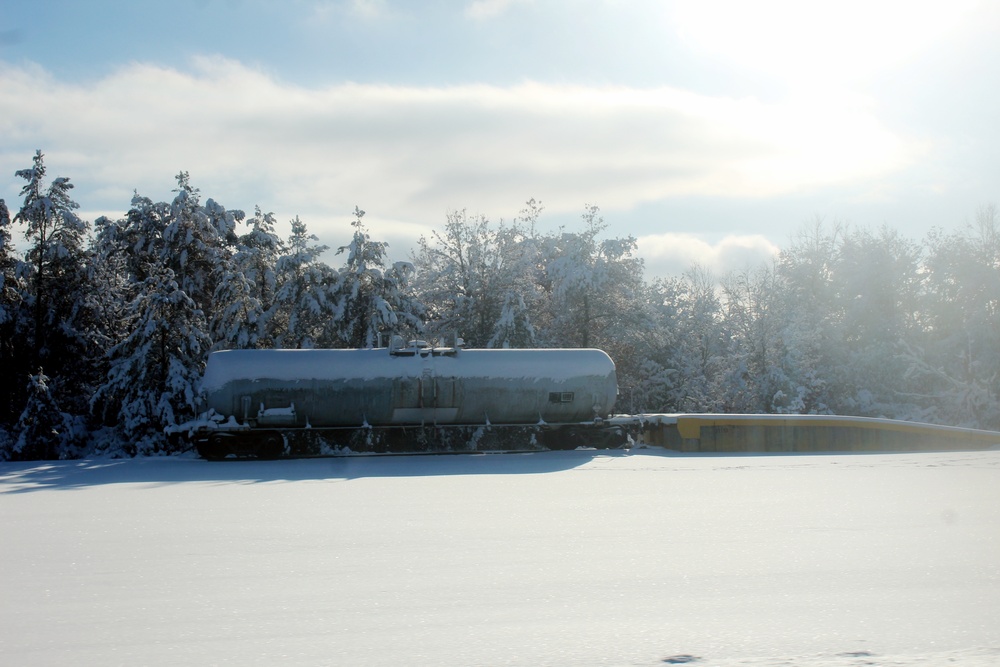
[0,449,644,493]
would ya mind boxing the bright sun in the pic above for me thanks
[671,0,978,85]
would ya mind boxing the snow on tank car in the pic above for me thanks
[188,340,621,459]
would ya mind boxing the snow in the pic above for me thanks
[2,448,999,666]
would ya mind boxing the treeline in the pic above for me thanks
[0,151,997,459]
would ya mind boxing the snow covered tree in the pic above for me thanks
[12,151,95,419]
[98,193,172,286]
[537,205,645,350]
[161,172,238,321]
[644,267,729,413]
[10,369,81,461]
[486,202,544,349]
[210,263,264,350]
[240,206,285,306]
[773,220,841,414]
[0,198,13,300]
[413,210,516,347]
[718,262,790,412]
[212,206,285,349]
[91,266,212,452]
[412,202,546,348]
[267,216,341,348]
[830,225,923,417]
[909,206,1000,428]
[487,291,536,349]
[0,197,26,428]
[334,207,423,348]
[13,151,90,366]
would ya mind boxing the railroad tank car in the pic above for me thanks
[189,342,619,458]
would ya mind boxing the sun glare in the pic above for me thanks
[672,0,978,84]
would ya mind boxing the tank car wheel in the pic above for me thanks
[197,434,229,461]
[256,433,284,460]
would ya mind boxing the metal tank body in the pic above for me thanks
[201,346,618,429]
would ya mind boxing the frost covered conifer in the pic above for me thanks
[215,206,285,348]
[0,198,26,427]
[11,369,79,460]
[92,266,211,453]
[211,267,263,350]
[161,172,238,320]
[268,216,340,348]
[640,268,729,413]
[336,207,423,348]
[12,151,94,419]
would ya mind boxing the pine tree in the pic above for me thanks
[211,265,264,350]
[228,206,285,348]
[268,216,340,348]
[11,369,80,461]
[335,207,423,348]
[646,268,728,413]
[161,172,237,321]
[92,265,211,452]
[12,151,94,419]
[0,198,26,427]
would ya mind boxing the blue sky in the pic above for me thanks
[2,0,998,278]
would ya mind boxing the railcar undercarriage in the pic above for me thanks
[191,422,631,460]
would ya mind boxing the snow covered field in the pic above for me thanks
[2,448,998,667]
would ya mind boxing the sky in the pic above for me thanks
[2,0,998,279]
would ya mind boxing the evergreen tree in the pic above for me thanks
[92,265,211,452]
[12,151,94,418]
[335,207,423,348]
[268,216,340,348]
[104,193,172,286]
[227,206,285,348]
[646,267,728,413]
[211,263,264,350]
[0,198,26,427]
[161,172,237,321]
[11,369,80,461]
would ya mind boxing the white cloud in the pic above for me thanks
[0,57,916,262]
[637,232,781,279]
